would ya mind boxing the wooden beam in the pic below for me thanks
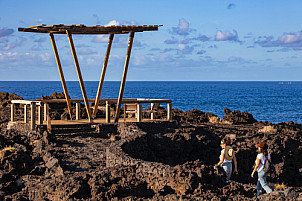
[44,103,48,121]
[167,103,172,121]
[30,102,36,131]
[38,105,43,125]
[76,102,81,120]
[150,103,155,120]
[45,103,51,131]
[137,104,142,122]
[26,24,46,29]
[93,34,114,117]
[11,103,15,122]
[66,30,92,121]
[106,101,110,123]
[24,105,28,123]
[49,33,73,119]
[114,32,135,123]
[19,25,162,35]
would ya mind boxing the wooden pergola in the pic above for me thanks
[18,24,162,123]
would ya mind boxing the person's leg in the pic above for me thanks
[258,170,272,194]
[221,163,232,183]
[256,179,262,196]
[226,163,232,183]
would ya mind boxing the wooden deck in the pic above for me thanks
[10,98,172,130]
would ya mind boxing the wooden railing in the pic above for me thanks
[10,98,172,130]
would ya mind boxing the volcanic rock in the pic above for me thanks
[222,108,257,125]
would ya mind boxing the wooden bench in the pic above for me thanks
[143,103,160,119]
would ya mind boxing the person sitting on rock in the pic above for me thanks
[251,141,272,196]
[215,136,238,183]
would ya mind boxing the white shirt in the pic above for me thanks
[255,153,271,172]
[220,149,232,163]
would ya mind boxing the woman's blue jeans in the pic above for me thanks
[257,170,272,196]
[221,162,232,183]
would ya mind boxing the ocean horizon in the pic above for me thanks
[1,81,302,124]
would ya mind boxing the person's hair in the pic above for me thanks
[259,144,269,158]
[221,136,231,145]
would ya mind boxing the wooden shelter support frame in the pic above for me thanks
[18,24,162,123]
[93,34,114,117]
[49,33,73,119]
[66,30,92,121]
[114,32,135,123]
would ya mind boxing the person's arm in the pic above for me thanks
[233,154,238,173]
[216,151,225,166]
[251,158,260,178]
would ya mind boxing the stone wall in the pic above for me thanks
[106,121,206,195]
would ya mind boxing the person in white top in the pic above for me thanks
[215,136,238,183]
[251,141,272,196]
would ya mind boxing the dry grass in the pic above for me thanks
[0,146,16,154]
[272,183,287,191]
[258,126,277,134]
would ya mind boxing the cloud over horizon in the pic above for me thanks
[0,37,27,51]
[170,18,194,36]
[0,28,15,42]
[215,30,239,41]
[256,32,302,49]
[0,52,53,67]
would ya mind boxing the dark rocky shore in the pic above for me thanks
[0,92,301,200]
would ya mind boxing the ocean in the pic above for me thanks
[1,81,302,124]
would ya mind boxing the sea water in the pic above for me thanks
[0,81,301,124]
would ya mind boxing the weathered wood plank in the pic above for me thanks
[18,25,162,35]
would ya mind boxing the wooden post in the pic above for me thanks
[24,104,28,123]
[106,101,110,123]
[45,103,51,131]
[30,102,36,131]
[137,104,142,122]
[66,30,92,122]
[49,33,73,119]
[93,34,114,117]
[11,103,15,122]
[38,105,43,125]
[76,102,81,120]
[44,103,48,121]
[150,103,155,120]
[167,103,172,121]
[114,32,135,123]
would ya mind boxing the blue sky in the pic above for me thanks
[0,0,302,81]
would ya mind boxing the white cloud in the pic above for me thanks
[0,28,14,38]
[278,33,302,44]
[105,20,120,26]
[178,44,186,50]
[171,18,194,36]
[0,52,54,67]
[93,35,110,43]
[215,30,238,41]
[35,18,44,23]
[256,32,302,48]
[0,37,27,51]
[178,19,189,32]
[227,56,253,64]
[123,20,138,26]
